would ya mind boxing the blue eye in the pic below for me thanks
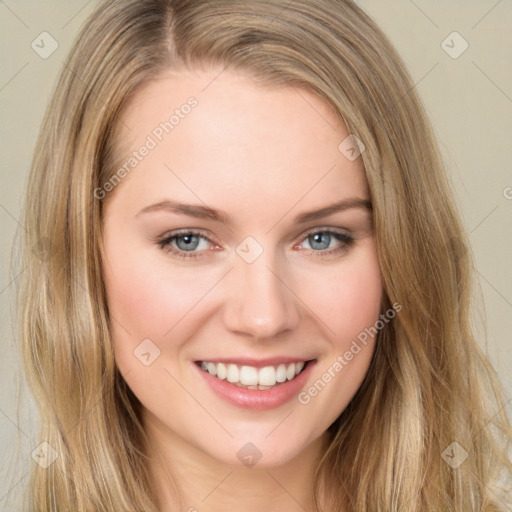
[295,229,355,258]
[157,228,354,260]
[172,233,201,251]
[157,230,212,259]
[303,231,351,251]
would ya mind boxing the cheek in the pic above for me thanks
[303,250,383,347]
[102,238,215,370]
[105,260,185,336]
[293,250,382,426]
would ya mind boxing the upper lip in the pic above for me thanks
[195,357,316,368]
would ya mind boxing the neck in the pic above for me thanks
[143,411,332,512]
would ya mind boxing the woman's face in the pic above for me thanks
[102,67,383,468]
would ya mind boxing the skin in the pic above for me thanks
[101,67,383,512]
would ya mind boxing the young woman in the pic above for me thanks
[18,0,511,510]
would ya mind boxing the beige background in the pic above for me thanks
[1,1,511,509]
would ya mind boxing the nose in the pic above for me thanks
[222,249,301,340]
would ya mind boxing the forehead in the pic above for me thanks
[106,68,369,220]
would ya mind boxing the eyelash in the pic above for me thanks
[156,228,355,260]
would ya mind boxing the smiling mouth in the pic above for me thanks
[195,360,313,390]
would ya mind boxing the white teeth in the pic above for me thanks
[246,384,273,390]
[226,364,239,383]
[199,360,308,388]
[239,365,259,386]
[258,366,277,386]
[216,362,227,380]
[276,364,287,383]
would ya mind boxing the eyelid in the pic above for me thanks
[157,228,220,245]
[292,226,354,252]
[299,225,351,239]
[158,225,350,245]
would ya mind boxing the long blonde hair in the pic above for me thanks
[18,0,511,510]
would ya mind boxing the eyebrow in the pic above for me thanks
[136,197,372,225]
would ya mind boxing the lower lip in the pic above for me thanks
[194,360,317,411]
